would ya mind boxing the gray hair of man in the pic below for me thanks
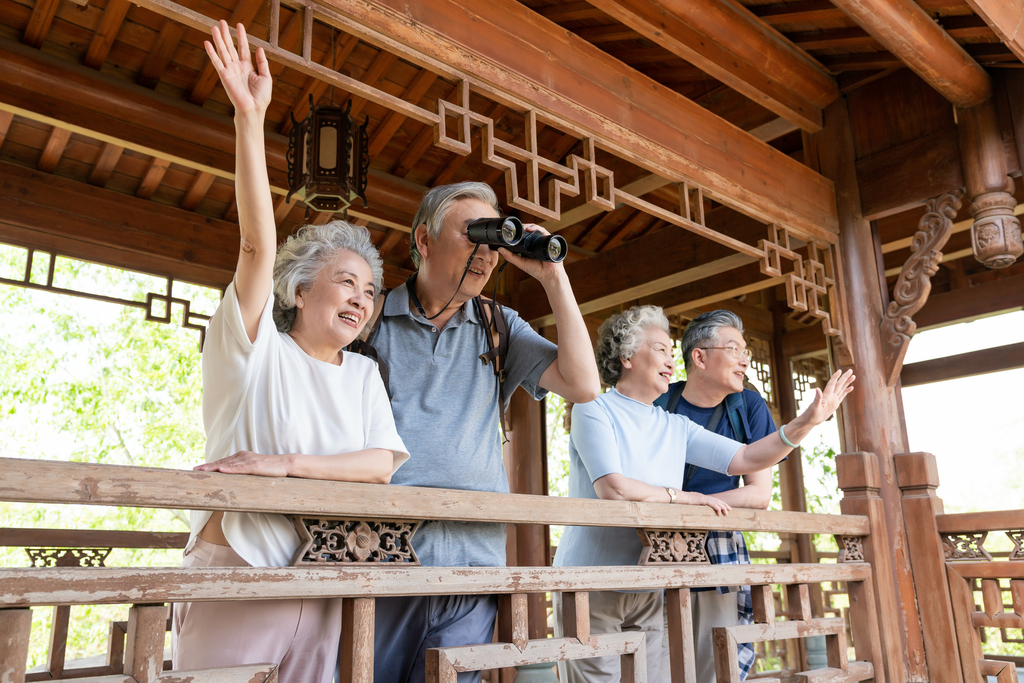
[595,305,670,387]
[680,309,745,372]
[408,181,501,269]
[272,221,384,333]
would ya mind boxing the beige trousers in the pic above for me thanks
[553,590,665,683]
[171,537,342,683]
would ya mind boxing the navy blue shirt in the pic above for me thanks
[654,383,777,493]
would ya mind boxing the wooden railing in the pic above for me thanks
[0,456,884,683]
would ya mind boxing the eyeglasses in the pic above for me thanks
[701,346,753,361]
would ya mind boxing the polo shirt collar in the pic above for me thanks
[382,281,481,325]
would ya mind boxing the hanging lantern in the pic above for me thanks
[286,95,369,212]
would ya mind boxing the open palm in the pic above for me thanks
[799,368,855,426]
[205,21,272,117]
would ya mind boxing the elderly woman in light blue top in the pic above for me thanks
[553,305,854,683]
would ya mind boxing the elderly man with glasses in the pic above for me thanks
[655,309,778,683]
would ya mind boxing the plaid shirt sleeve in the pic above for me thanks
[706,530,756,680]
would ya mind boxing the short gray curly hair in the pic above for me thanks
[680,309,744,371]
[595,305,670,386]
[272,221,384,332]
[409,181,500,269]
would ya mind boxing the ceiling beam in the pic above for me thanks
[828,0,992,108]
[316,0,839,242]
[964,0,1024,63]
[520,210,767,325]
[84,0,131,69]
[22,0,60,48]
[915,270,1024,330]
[0,37,424,230]
[585,0,839,131]
[901,341,1024,387]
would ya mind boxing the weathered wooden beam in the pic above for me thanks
[314,0,840,241]
[586,0,839,131]
[137,157,172,200]
[181,171,216,211]
[965,0,1024,63]
[0,563,872,607]
[0,527,188,548]
[901,342,1024,386]
[37,126,71,173]
[828,0,992,107]
[914,270,1024,330]
[0,457,870,535]
[0,608,32,683]
[87,142,125,187]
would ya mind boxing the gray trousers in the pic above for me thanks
[660,590,739,683]
[553,590,665,683]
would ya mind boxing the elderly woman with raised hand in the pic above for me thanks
[171,22,408,683]
[553,305,854,683]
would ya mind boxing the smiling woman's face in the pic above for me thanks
[293,249,376,352]
[619,326,675,402]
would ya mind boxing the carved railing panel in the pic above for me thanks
[289,516,419,564]
[638,529,709,564]
[879,189,964,386]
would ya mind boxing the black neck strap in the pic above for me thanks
[407,244,481,321]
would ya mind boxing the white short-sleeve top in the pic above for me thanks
[188,280,409,567]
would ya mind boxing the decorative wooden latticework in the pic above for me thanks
[638,529,710,564]
[289,517,420,564]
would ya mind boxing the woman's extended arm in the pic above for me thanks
[194,449,396,484]
[593,473,732,515]
[205,21,277,342]
[728,369,855,475]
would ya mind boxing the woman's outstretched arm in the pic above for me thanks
[205,21,276,342]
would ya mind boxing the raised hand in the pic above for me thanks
[799,368,855,427]
[204,21,272,118]
[497,224,564,286]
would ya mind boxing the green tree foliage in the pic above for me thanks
[0,244,219,667]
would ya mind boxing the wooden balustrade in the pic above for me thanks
[0,456,882,683]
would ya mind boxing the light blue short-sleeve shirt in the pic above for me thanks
[372,282,558,567]
[554,388,741,570]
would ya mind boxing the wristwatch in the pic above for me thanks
[666,487,677,504]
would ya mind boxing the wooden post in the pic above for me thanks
[340,597,374,683]
[835,452,908,683]
[956,98,1022,269]
[46,604,71,678]
[665,588,696,683]
[894,452,964,683]
[813,97,927,683]
[123,603,166,683]
[506,387,550,640]
[0,608,33,683]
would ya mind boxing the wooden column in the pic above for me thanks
[506,387,549,640]
[812,98,926,683]
[124,604,166,683]
[0,608,33,683]
[956,98,1023,269]
[894,452,964,683]
[339,597,374,683]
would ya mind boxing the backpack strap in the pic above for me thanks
[724,391,747,443]
[665,380,686,413]
[473,296,510,440]
[346,288,392,398]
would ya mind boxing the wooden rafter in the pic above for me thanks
[188,0,267,104]
[585,0,839,130]
[84,0,131,69]
[751,2,847,26]
[0,111,12,148]
[348,50,399,119]
[181,171,215,211]
[377,229,405,257]
[367,70,439,158]
[597,210,654,252]
[138,0,203,89]
[392,124,436,178]
[574,25,641,44]
[38,127,71,173]
[87,142,125,187]
[137,157,171,200]
[533,2,606,23]
[22,0,60,49]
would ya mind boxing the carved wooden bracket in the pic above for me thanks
[637,529,710,564]
[288,516,420,565]
[834,535,866,563]
[25,547,111,567]
[941,531,993,562]
[880,189,964,387]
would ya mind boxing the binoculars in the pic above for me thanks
[466,216,568,263]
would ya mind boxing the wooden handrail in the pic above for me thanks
[935,509,1024,534]
[0,562,872,607]
[0,457,870,536]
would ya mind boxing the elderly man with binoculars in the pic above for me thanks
[367,181,601,683]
